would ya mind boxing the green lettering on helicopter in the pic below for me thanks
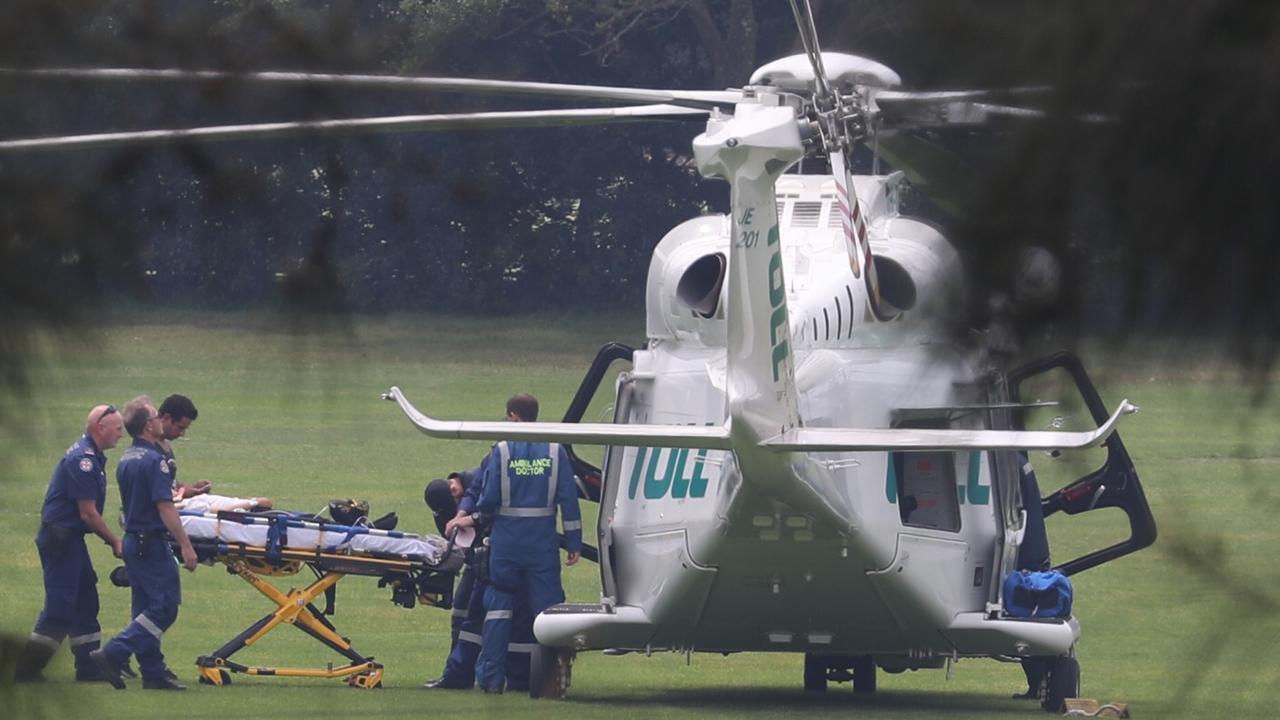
[766,225,789,382]
[964,451,990,505]
[627,447,711,500]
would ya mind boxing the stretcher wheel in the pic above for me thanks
[803,654,827,692]
[348,669,383,689]
[529,645,573,699]
[198,668,232,686]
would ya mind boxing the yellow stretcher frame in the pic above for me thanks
[190,541,450,689]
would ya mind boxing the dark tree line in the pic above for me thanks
[2,0,1279,375]
[2,2,1279,715]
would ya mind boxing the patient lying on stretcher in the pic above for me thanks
[174,486,273,513]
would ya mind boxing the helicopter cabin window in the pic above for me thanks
[890,419,961,532]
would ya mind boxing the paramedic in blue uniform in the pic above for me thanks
[14,404,125,682]
[90,398,198,691]
[474,392,582,694]
[423,459,494,688]
[155,394,208,500]
[424,466,479,640]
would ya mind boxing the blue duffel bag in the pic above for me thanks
[1003,569,1073,618]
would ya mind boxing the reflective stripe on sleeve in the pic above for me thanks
[451,606,469,618]
[498,442,512,510]
[498,506,555,518]
[1022,462,1034,475]
[458,631,482,645]
[485,610,513,621]
[507,643,538,653]
[68,632,101,647]
[547,443,560,509]
[135,613,165,639]
[562,520,582,531]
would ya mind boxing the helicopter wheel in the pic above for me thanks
[529,645,573,700]
[803,654,827,692]
[1041,655,1080,713]
[852,655,876,693]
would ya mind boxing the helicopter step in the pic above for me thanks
[536,602,655,650]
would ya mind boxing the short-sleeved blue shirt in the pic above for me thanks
[117,438,174,532]
[40,433,108,532]
[159,440,179,483]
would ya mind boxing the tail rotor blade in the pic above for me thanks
[786,0,832,102]
[831,147,897,320]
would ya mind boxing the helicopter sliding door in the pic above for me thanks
[594,376,637,605]
[1006,351,1157,576]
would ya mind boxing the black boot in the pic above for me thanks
[87,648,126,690]
[14,636,59,683]
[73,642,105,682]
[142,675,186,690]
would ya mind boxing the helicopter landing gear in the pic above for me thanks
[852,655,876,693]
[803,653,826,692]
[802,654,876,693]
[529,645,574,700]
[1041,654,1080,713]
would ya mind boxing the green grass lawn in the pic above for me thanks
[1,311,1277,719]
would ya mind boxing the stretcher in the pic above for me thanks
[177,510,464,688]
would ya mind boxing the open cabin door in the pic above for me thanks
[1007,352,1157,576]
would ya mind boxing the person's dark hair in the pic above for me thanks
[159,394,198,422]
[506,392,538,422]
[424,479,457,535]
[122,396,153,438]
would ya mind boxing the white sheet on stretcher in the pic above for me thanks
[179,513,451,565]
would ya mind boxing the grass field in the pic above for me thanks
[1,310,1277,719]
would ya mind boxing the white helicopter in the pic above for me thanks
[0,0,1155,709]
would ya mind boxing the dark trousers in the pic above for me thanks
[31,525,102,672]
[439,568,485,687]
[449,567,476,646]
[101,533,181,680]
[475,552,563,691]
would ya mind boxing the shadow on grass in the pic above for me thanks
[1,633,77,720]
[570,686,1042,716]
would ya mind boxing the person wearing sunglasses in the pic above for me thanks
[14,403,126,683]
[90,397,198,691]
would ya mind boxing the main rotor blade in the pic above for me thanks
[0,66,745,110]
[870,87,1108,129]
[873,132,973,219]
[873,89,1052,129]
[0,104,708,153]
